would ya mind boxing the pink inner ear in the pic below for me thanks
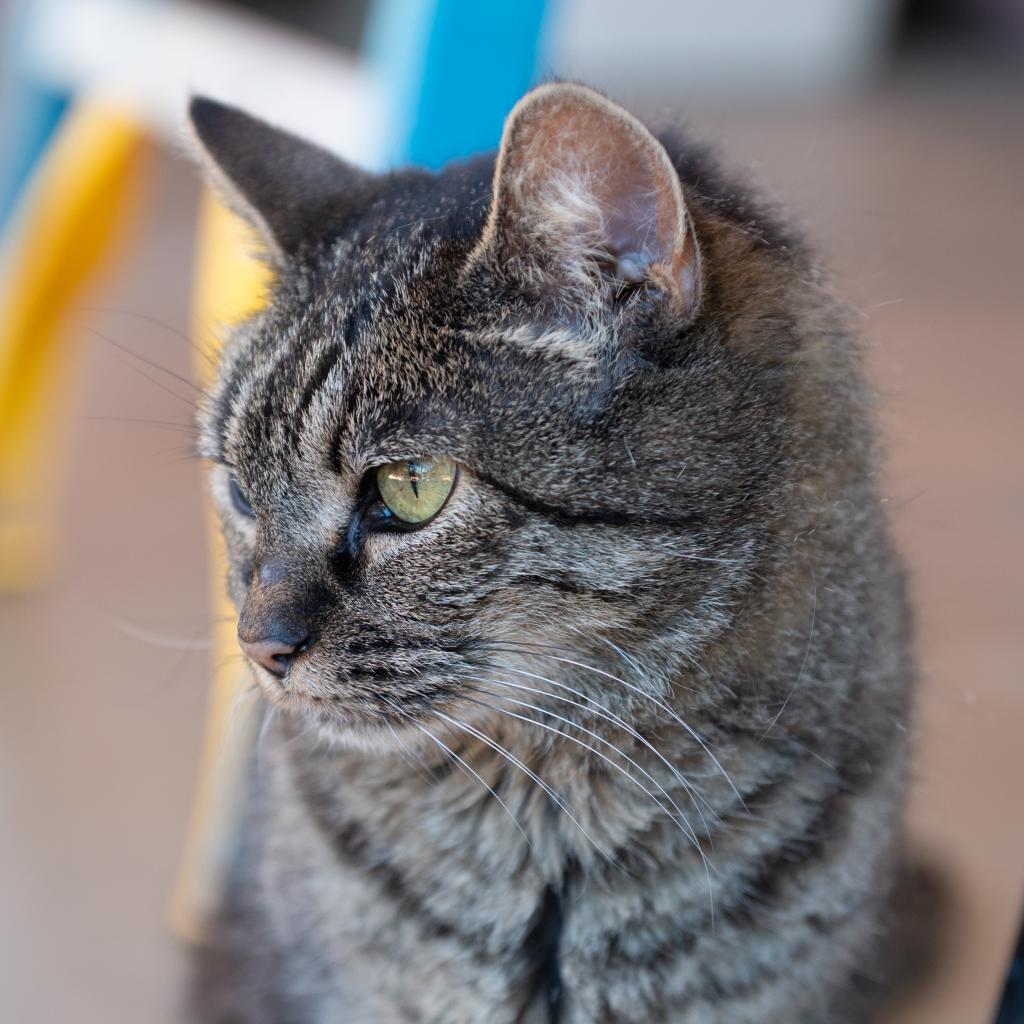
[493,87,698,310]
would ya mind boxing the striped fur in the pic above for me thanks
[188,85,913,1022]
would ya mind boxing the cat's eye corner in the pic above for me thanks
[229,474,255,518]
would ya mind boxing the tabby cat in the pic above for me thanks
[187,83,914,1023]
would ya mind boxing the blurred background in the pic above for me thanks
[1,1,1021,1021]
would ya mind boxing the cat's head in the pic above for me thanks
[189,83,836,748]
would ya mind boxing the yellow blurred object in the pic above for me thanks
[171,188,272,943]
[190,188,272,370]
[0,101,151,590]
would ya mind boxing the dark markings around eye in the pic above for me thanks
[473,470,701,529]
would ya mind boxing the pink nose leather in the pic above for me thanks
[238,635,303,678]
[237,557,315,677]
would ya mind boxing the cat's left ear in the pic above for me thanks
[470,83,700,318]
[188,97,372,264]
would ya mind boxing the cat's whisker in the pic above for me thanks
[158,446,207,464]
[499,636,744,810]
[492,637,702,696]
[97,342,204,413]
[465,675,707,856]
[493,634,720,778]
[377,700,447,786]
[74,305,220,372]
[597,630,710,696]
[84,325,210,396]
[588,634,657,685]
[560,626,745,807]
[255,702,277,762]
[382,697,482,791]
[473,660,717,837]
[107,616,215,650]
[644,547,747,567]
[68,413,199,435]
[432,708,617,869]
[760,572,818,739]
[411,720,535,853]
[464,690,715,922]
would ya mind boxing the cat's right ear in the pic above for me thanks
[467,83,701,321]
[187,97,371,264]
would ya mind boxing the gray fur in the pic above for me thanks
[188,84,913,1023]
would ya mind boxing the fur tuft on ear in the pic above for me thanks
[470,83,700,317]
[187,97,372,264]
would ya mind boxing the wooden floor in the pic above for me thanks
[2,74,1022,1022]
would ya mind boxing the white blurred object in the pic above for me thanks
[19,0,384,164]
[545,0,900,103]
[18,0,902,166]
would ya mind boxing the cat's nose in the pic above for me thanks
[238,621,310,678]
[238,556,323,678]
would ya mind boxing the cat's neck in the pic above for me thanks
[265,702,760,889]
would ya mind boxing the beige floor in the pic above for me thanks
[2,77,1022,1023]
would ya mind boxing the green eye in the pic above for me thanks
[376,459,457,525]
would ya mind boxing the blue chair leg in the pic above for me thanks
[364,0,551,169]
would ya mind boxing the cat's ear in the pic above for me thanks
[187,97,371,264]
[471,83,700,317]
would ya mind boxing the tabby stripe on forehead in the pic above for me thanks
[289,298,367,429]
[220,335,297,457]
[215,321,288,445]
[292,340,345,426]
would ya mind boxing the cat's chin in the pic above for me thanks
[300,706,468,758]
[262,683,462,757]
[304,714,414,755]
